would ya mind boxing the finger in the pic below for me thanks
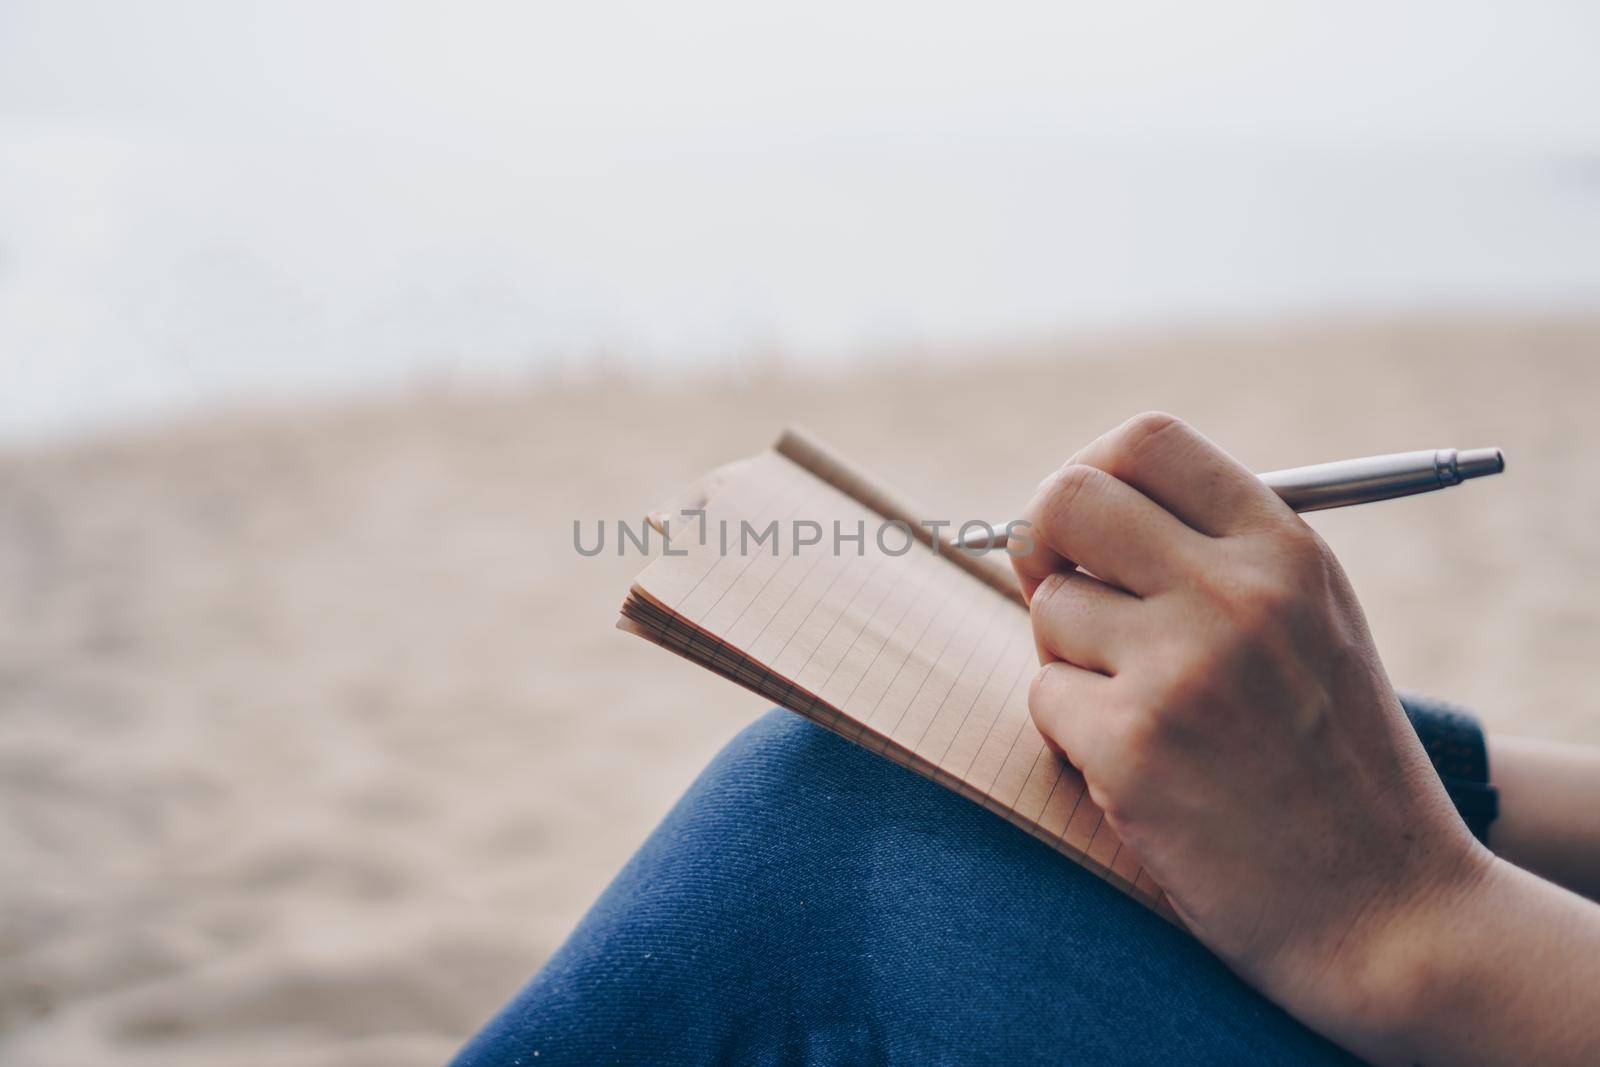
[1029,568,1143,675]
[1028,660,1118,774]
[1069,412,1284,537]
[1012,462,1204,601]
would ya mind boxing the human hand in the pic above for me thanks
[1013,413,1493,1048]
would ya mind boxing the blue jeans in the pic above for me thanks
[452,708,1363,1065]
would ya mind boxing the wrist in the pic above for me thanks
[1400,693,1499,844]
[1319,844,1505,1063]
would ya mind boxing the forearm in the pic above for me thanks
[1489,735,1600,902]
[1338,855,1600,1067]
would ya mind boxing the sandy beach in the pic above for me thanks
[3,314,1599,1065]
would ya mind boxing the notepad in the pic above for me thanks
[619,428,1173,918]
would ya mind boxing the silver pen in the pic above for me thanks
[955,447,1506,551]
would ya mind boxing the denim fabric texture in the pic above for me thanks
[451,706,1377,1066]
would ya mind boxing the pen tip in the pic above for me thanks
[1457,447,1505,479]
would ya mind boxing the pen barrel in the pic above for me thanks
[1262,449,1462,512]
[956,446,1502,550]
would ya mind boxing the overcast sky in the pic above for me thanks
[2,1,1598,438]
[6,1,1599,146]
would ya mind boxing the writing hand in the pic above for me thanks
[1014,412,1600,1065]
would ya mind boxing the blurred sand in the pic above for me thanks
[3,315,1599,1065]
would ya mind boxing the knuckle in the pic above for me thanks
[1089,780,1132,823]
[1042,463,1100,520]
[1026,663,1059,717]
[1097,709,1165,798]
[1233,573,1297,624]
[1153,655,1214,715]
[1204,534,1329,631]
[1213,590,1295,658]
[1117,705,1168,760]
[1140,637,1224,716]
[1224,529,1336,627]
[1029,570,1072,626]
[1028,669,1075,756]
[1240,505,1323,555]
[1145,652,1203,710]
[1120,410,1185,444]
[1274,521,1333,571]
[1114,411,1187,463]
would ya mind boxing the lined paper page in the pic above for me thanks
[626,450,1169,914]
